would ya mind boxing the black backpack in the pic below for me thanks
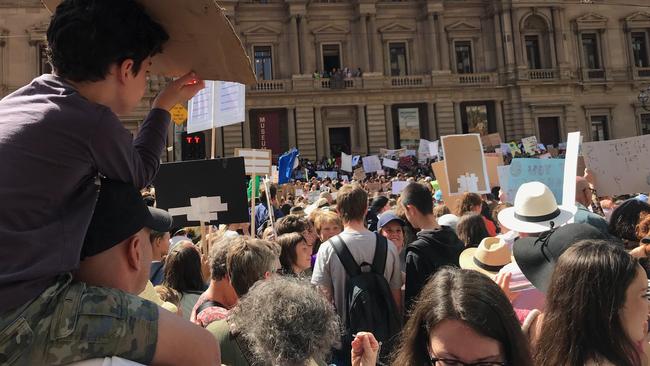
[331,234,402,365]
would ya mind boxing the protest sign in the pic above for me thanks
[380,148,406,159]
[521,136,538,155]
[485,156,504,188]
[391,181,409,195]
[188,81,246,133]
[316,171,338,180]
[562,132,581,209]
[153,158,248,227]
[441,134,490,195]
[508,142,522,156]
[307,192,320,204]
[504,158,565,204]
[362,155,382,173]
[418,139,432,159]
[431,161,460,214]
[429,140,440,158]
[341,152,353,172]
[366,183,381,192]
[481,133,502,148]
[377,169,386,176]
[353,167,366,181]
[497,166,510,200]
[235,149,272,176]
[581,134,650,196]
[382,158,399,170]
[352,155,361,166]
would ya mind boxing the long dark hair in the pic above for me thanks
[609,199,650,244]
[277,232,306,275]
[392,267,533,366]
[162,245,205,294]
[456,213,490,248]
[534,240,641,366]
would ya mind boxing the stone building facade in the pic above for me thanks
[2,0,650,161]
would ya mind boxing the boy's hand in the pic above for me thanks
[153,72,205,111]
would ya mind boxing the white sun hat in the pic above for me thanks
[498,182,575,234]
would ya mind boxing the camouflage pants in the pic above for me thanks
[0,274,158,365]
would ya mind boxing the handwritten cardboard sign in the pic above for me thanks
[581,134,650,196]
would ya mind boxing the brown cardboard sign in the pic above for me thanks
[42,0,256,84]
[441,134,490,195]
[431,161,460,214]
[480,133,502,148]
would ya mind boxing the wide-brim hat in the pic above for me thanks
[513,223,608,293]
[460,237,512,277]
[498,182,575,233]
[42,0,256,84]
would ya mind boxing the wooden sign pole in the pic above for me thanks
[211,127,216,159]
[263,176,276,237]
[250,174,257,237]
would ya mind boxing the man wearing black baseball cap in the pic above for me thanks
[76,179,174,294]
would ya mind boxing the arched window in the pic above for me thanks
[522,14,553,70]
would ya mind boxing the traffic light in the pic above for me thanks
[181,132,206,161]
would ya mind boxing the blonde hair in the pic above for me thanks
[313,211,343,235]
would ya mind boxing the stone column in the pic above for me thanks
[368,15,383,73]
[290,16,301,75]
[495,101,505,141]
[359,14,370,73]
[454,102,463,134]
[428,13,441,71]
[427,102,437,140]
[243,109,252,148]
[314,106,324,159]
[501,10,516,69]
[493,12,505,71]
[299,16,312,75]
[385,105,395,149]
[552,7,568,67]
[357,105,368,154]
[511,8,524,67]
[436,13,450,71]
[287,107,297,148]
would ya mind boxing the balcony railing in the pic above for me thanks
[457,73,495,85]
[249,80,288,92]
[528,69,558,80]
[636,67,650,78]
[582,68,606,81]
[388,75,427,87]
[318,78,356,89]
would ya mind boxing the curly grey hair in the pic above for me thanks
[230,277,341,366]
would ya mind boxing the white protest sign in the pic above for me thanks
[316,171,338,180]
[418,139,432,159]
[362,155,382,173]
[562,132,580,212]
[341,152,353,172]
[392,181,409,195]
[235,149,272,176]
[168,196,229,223]
[188,81,246,133]
[382,158,399,170]
[581,134,650,196]
[429,140,439,158]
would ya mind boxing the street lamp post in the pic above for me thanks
[639,86,650,112]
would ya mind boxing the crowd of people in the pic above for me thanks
[2,1,650,366]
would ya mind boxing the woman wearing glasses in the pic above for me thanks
[392,267,533,366]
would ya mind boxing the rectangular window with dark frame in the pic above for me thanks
[590,115,609,141]
[253,46,273,80]
[581,33,601,70]
[641,113,650,135]
[389,42,408,76]
[525,35,542,69]
[454,41,473,74]
[632,32,649,68]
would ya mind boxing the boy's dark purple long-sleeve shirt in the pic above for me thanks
[0,74,170,312]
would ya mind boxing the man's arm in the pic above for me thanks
[153,307,220,365]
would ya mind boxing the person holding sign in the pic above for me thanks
[0,1,214,365]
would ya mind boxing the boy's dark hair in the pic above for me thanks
[275,215,310,236]
[401,183,433,215]
[47,0,169,82]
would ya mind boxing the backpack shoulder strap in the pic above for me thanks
[331,235,361,277]
[372,233,388,275]
[196,300,224,316]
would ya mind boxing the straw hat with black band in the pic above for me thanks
[498,182,575,234]
[460,237,512,277]
[42,0,256,85]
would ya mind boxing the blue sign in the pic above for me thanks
[505,158,565,204]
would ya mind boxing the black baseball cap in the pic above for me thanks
[81,179,173,259]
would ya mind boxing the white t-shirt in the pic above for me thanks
[311,228,402,325]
